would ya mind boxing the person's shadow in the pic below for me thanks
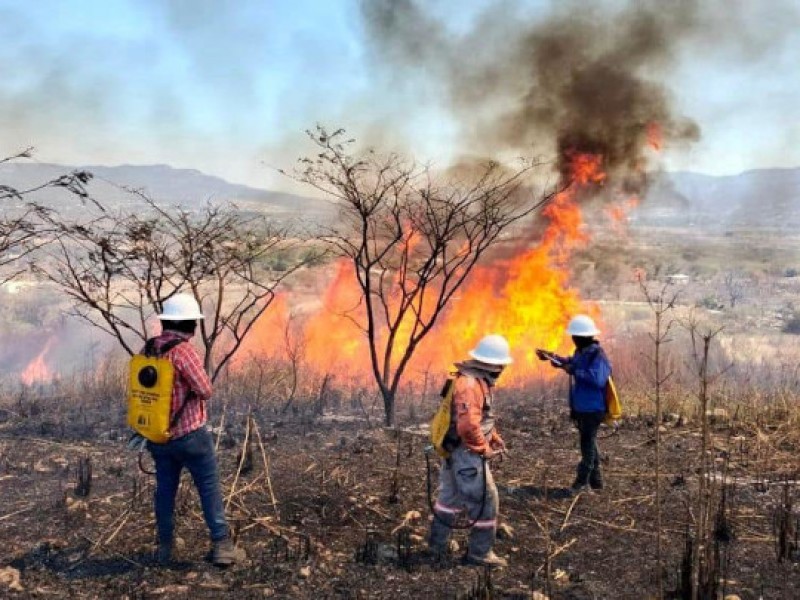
[10,541,192,580]
[498,484,574,500]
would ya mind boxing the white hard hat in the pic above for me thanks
[469,334,513,366]
[157,293,205,321]
[566,314,600,337]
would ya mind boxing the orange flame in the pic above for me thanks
[646,122,663,151]
[566,151,607,186]
[302,259,368,374]
[21,337,55,386]
[242,151,626,387]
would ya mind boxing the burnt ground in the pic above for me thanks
[0,399,799,600]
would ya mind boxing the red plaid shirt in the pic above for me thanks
[149,331,212,440]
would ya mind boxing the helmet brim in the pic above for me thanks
[461,359,506,373]
[567,327,600,337]
[468,350,513,366]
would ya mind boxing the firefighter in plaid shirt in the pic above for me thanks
[147,293,244,566]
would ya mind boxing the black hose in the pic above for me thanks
[138,450,156,475]
[424,448,487,530]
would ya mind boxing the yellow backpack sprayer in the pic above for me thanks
[127,338,188,473]
[428,378,456,459]
[127,338,186,443]
[604,375,622,424]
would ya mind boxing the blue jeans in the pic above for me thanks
[148,426,228,545]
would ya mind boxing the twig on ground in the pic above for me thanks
[561,493,582,531]
[243,518,282,536]
[74,534,144,569]
[225,472,265,495]
[225,413,252,511]
[535,538,577,575]
[0,504,36,522]
[550,508,672,537]
[252,419,280,520]
[612,494,656,505]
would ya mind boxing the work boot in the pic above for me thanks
[155,543,172,566]
[209,538,246,567]
[569,463,591,495]
[589,467,604,490]
[464,550,508,569]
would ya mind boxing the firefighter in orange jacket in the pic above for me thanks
[428,334,512,569]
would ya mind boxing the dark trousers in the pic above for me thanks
[574,411,604,484]
[148,426,228,546]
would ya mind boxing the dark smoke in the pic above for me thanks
[361,0,702,189]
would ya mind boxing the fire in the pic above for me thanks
[241,150,632,388]
[646,122,663,151]
[412,158,599,383]
[302,259,368,374]
[565,151,607,186]
[21,337,56,386]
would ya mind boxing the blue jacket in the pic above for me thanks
[564,342,611,413]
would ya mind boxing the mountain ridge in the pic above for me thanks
[0,161,334,223]
[2,161,799,229]
[639,167,800,229]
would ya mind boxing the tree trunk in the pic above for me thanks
[382,390,395,427]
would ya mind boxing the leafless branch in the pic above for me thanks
[288,126,558,425]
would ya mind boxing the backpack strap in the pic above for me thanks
[158,338,184,357]
[142,337,184,358]
[143,338,158,358]
[169,392,195,430]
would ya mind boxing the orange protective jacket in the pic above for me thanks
[452,375,503,455]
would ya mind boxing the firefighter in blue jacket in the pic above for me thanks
[537,315,611,493]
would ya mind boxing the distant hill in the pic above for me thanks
[0,162,336,224]
[638,168,800,229]
[2,161,799,230]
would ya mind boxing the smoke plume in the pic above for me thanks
[361,0,702,189]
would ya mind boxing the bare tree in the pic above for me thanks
[0,149,94,283]
[291,126,558,426]
[37,192,322,381]
[682,314,725,600]
[722,270,745,309]
[639,275,680,600]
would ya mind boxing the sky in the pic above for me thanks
[1,0,799,191]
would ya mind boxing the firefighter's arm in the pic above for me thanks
[536,349,569,370]
[454,379,489,455]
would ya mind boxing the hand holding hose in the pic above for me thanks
[484,443,508,461]
[484,448,499,460]
[536,348,565,369]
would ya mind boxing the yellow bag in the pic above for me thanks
[127,339,181,444]
[429,378,456,458]
[604,375,622,425]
